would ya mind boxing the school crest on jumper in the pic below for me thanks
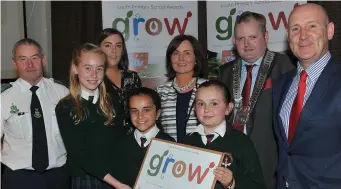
[222,152,233,168]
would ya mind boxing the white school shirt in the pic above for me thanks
[191,121,227,145]
[134,125,160,147]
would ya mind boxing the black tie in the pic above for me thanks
[30,86,49,173]
[206,134,215,145]
[140,137,147,148]
[88,96,94,103]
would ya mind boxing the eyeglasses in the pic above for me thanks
[16,55,42,64]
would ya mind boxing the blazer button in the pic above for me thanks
[287,152,292,156]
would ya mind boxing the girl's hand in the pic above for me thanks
[214,167,234,188]
[116,183,132,189]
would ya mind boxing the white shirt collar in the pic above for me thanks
[81,89,99,104]
[191,121,227,145]
[134,125,160,147]
[17,77,44,92]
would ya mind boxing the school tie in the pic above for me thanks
[233,64,255,132]
[140,137,147,148]
[30,86,49,173]
[88,96,94,103]
[206,134,215,145]
[288,71,307,144]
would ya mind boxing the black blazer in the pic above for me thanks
[218,50,295,189]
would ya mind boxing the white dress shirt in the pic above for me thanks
[134,125,160,147]
[191,121,227,145]
[81,88,99,104]
[1,78,69,170]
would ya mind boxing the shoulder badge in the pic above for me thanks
[52,79,67,87]
[1,83,13,93]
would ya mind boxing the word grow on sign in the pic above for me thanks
[147,150,216,184]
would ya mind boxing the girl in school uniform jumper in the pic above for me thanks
[183,80,265,189]
[55,43,131,189]
[113,87,175,187]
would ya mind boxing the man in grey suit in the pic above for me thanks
[219,11,295,189]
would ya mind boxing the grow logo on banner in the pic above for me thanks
[112,11,193,41]
[215,2,300,40]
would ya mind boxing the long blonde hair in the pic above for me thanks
[67,43,115,126]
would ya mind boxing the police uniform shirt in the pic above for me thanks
[134,125,159,147]
[190,121,227,145]
[1,78,69,170]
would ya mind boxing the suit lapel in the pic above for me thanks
[276,71,296,145]
[291,59,337,144]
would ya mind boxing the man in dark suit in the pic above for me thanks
[273,3,341,189]
[219,11,295,189]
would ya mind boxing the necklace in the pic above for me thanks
[173,77,196,92]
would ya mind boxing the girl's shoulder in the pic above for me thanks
[197,77,208,85]
[156,130,176,142]
[56,95,73,110]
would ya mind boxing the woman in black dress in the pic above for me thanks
[99,28,142,133]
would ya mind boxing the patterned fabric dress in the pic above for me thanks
[104,70,142,133]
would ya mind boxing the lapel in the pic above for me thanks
[187,79,198,117]
[276,71,296,146]
[290,59,337,145]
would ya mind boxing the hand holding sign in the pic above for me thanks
[214,167,234,188]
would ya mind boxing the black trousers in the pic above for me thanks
[1,164,70,189]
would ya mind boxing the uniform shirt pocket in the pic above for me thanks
[5,111,32,139]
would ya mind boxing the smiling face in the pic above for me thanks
[129,94,160,134]
[287,4,334,67]
[72,52,105,94]
[233,18,268,63]
[195,86,234,131]
[12,44,46,85]
[100,34,123,67]
[171,40,196,76]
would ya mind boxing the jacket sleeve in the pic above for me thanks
[55,101,110,180]
[233,138,266,189]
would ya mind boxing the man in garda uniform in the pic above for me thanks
[1,38,70,189]
[219,11,295,189]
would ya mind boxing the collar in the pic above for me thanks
[81,89,99,104]
[296,51,331,81]
[241,56,263,67]
[190,121,227,144]
[17,77,44,92]
[134,125,160,147]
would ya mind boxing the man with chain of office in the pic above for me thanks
[218,11,295,189]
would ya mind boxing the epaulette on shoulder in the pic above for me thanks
[52,79,66,87]
[1,83,13,93]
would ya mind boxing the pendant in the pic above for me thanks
[236,105,250,125]
[222,152,233,168]
[34,108,42,118]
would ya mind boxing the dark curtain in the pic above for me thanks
[51,1,103,86]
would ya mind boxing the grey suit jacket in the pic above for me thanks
[218,50,295,189]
